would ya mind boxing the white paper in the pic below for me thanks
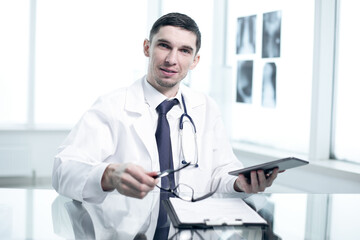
[169,198,267,225]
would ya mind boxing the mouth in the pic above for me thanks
[160,67,178,76]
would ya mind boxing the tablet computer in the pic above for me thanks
[228,157,309,178]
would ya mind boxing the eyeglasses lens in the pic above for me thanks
[175,184,194,202]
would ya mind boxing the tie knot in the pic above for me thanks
[156,99,179,115]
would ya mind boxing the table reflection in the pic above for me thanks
[52,192,282,240]
[52,191,160,239]
[0,188,359,240]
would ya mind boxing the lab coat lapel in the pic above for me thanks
[181,85,206,135]
[178,85,206,186]
[125,78,159,169]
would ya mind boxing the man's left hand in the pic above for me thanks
[234,168,279,193]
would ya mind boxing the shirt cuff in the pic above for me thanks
[225,175,239,193]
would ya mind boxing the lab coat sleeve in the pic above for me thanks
[207,98,243,193]
[52,96,117,203]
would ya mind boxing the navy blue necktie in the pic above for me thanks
[154,99,179,235]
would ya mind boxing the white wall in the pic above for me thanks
[0,130,68,178]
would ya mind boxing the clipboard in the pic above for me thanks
[163,198,268,229]
[228,157,309,178]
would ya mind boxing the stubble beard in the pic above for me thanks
[155,77,179,89]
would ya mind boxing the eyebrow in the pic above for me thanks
[157,39,194,53]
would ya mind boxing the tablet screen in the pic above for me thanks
[228,157,309,178]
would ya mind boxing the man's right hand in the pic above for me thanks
[101,163,159,199]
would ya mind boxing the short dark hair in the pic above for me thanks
[149,12,201,54]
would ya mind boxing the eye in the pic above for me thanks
[180,49,191,54]
[159,43,170,49]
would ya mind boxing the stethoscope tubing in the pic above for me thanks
[179,94,198,167]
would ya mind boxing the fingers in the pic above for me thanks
[126,165,157,189]
[147,171,160,185]
[256,170,267,191]
[235,168,279,193]
[250,170,260,191]
[117,181,149,199]
[235,174,251,193]
[265,168,279,187]
[249,170,266,192]
[112,163,158,199]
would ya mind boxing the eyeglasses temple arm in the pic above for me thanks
[192,179,221,202]
[152,162,191,179]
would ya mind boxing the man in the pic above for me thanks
[52,12,279,237]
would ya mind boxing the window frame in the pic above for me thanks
[217,0,360,192]
[309,0,337,161]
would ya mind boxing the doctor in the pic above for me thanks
[52,11,278,221]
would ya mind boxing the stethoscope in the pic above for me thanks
[179,94,199,168]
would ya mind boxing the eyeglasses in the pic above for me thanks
[157,178,220,202]
[154,165,221,202]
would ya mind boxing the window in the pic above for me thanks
[0,1,30,125]
[34,0,148,127]
[329,195,360,239]
[0,1,149,128]
[271,194,307,239]
[332,1,360,163]
[227,0,314,155]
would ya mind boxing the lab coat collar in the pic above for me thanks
[124,76,147,115]
[180,83,205,112]
[124,75,205,115]
[143,77,183,112]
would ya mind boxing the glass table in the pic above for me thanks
[0,188,359,239]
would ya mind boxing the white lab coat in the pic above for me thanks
[52,76,243,205]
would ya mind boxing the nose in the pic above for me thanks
[165,49,177,65]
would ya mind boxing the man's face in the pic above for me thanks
[143,26,200,97]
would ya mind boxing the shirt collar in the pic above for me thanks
[143,77,183,111]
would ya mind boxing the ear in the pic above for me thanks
[189,54,200,70]
[143,39,150,57]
